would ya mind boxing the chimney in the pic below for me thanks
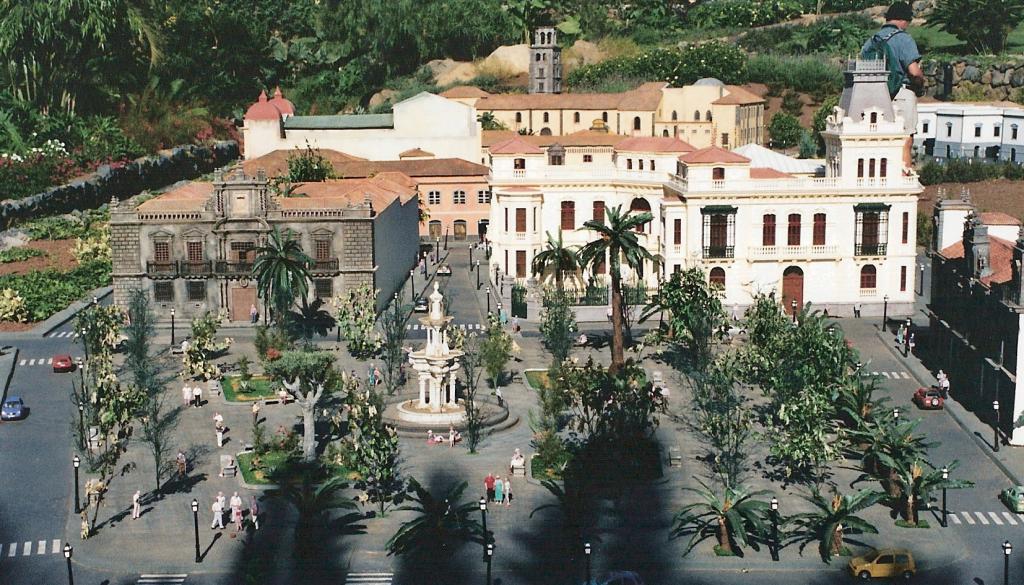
[933,188,973,253]
[966,214,992,280]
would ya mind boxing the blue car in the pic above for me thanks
[1,396,25,420]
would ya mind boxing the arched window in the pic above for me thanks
[633,116,641,131]
[573,112,580,123]
[539,127,552,135]
[974,145,980,158]
[1013,148,1018,162]
[662,129,670,137]
[592,200,605,224]
[535,53,541,62]
[453,220,467,240]
[639,159,644,170]
[515,112,522,123]
[560,201,575,230]
[671,110,678,121]
[870,112,878,124]
[880,158,888,178]
[860,264,877,289]
[813,213,826,245]
[694,110,701,121]
[626,159,633,170]
[1013,124,1019,140]
[543,112,549,123]
[787,214,801,246]
[709,267,726,289]
[762,214,776,246]
[705,110,713,122]
[630,198,651,233]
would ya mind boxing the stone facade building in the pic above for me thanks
[110,168,419,322]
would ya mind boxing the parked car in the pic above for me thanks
[436,264,452,276]
[1000,486,1024,513]
[414,298,429,313]
[848,548,915,580]
[1,396,26,420]
[52,354,75,373]
[912,387,944,410]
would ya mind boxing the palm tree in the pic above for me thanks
[852,418,934,497]
[670,479,771,556]
[269,472,361,558]
[837,376,889,434]
[387,478,482,563]
[253,227,312,321]
[887,459,973,526]
[785,488,884,562]
[286,296,337,342]
[579,205,655,372]
[531,230,580,291]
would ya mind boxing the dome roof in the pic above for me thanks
[268,87,294,116]
[244,90,282,121]
[693,77,725,87]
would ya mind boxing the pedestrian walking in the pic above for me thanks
[211,498,224,530]
[176,451,187,478]
[132,490,141,519]
[907,332,916,356]
[250,496,260,531]
[192,385,202,408]
[252,400,262,426]
[493,476,504,504]
[511,315,520,334]
[938,369,950,398]
[484,473,496,503]
[231,493,244,532]
[896,325,904,346]
[854,303,861,318]
[216,427,224,448]
[503,477,511,507]
[182,384,192,408]
[217,491,226,512]
[214,412,224,430]
[249,304,258,324]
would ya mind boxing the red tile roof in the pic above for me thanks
[750,167,793,179]
[399,148,435,158]
[440,86,492,99]
[488,136,545,154]
[615,136,695,153]
[244,90,282,121]
[137,182,214,212]
[335,158,489,178]
[712,85,766,105]
[940,235,1016,285]
[981,212,1022,226]
[281,174,418,209]
[679,146,751,164]
[268,87,295,115]
[241,149,367,177]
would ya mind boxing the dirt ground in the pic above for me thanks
[0,239,77,277]
[918,179,1024,219]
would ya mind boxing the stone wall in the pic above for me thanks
[0,141,239,231]
[921,58,1024,102]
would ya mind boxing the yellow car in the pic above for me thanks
[848,548,916,580]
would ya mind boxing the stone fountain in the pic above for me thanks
[397,283,465,425]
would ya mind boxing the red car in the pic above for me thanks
[52,354,75,373]
[913,387,944,410]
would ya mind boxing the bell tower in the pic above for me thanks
[529,27,561,94]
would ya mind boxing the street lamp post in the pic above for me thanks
[63,543,73,585]
[1004,540,1013,585]
[770,497,779,561]
[170,307,176,346]
[410,269,416,303]
[881,295,889,330]
[941,466,949,528]
[191,499,200,563]
[790,299,797,323]
[77,403,85,450]
[73,455,81,514]
[480,498,488,551]
[494,265,500,286]
[486,287,491,313]
[485,543,494,585]
[476,261,481,289]
[893,407,900,423]
[919,263,926,296]
[435,237,440,261]
[444,228,449,251]
[80,327,89,361]
[470,244,474,266]
[584,542,592,584]
[497,302,502,321]
[994,400,1001,452]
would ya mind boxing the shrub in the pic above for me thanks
[285,144,336,182]
[0,247,44,263]
[0,259,111,322]
[0,140,76,201]
[0,288,28,322]
[769,112,804,148]
[782,90,804,116]
[740,15,876,56]
[812,94,840,154]
[929,0,1024,54]
[567,42,747,90]
[688,0,803,29]
[798,131,817,158]
[72,226,111,264]
[747,54,843,96]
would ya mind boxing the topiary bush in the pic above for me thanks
[769,112,804,148]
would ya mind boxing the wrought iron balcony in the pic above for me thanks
[702,245,735,259]
[214,261,254,276]
[855,243,887,256]
[311,258,340,273]
[179,261,212,276]
[146,261,177,277]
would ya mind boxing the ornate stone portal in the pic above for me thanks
[401,283,464,423]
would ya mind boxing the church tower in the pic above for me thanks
[529,27,561,94]
[819,58,908,184]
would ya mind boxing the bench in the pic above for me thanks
[220,454,237,478]
[667,446,683,468]
[511,460,526,476]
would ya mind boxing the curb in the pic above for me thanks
[0,348,18,403]
[873,328,1024,487]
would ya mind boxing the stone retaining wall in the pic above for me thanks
[0,141,239,230]
[922,58,1024,102]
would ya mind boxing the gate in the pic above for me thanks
[511,283,528,319]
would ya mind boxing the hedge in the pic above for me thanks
[0,259,112,322]
[0,141,239,231]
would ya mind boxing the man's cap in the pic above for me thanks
[886,1,914,21]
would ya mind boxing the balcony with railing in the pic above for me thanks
[214,261,254,276]
[497,167,667,184]
[855,243,887,256]
[702,245,735,259]
[179,261,212,277]
[311,258,340,274]
[671,174,919,194]
[147,261,178,278]
[748,244,840,260]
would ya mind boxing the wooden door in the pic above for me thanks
[781,266,803,316]
[231,287,257,322]
[454,221,467,240]
[516,250,526,278]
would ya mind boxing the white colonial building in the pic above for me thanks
[488,58,923,317]
[916,101,1024,163]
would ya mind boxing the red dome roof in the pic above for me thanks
[268,87,294,116]
[244,90,282,121]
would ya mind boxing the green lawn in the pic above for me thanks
[524,369,550,390]
[222,375,277,402]
[237,450,292,485]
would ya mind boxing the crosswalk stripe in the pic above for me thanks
[51,539,60,553]
[890,371,900,378]
[28,359,35,366]
[881,372,892,379]
[1003,512,1018,525]
[346,574,393,584]
[963,512,976,524]
[36,540,44,554]
[138,575,187,584]
[990,512,1004,525]
[977,512,990,525]
[900,372,910,379]
[950,513,962,524]
[7,543,14,556]
[47,358,53,365]
[18,359,25,366]
[22,541,30,556]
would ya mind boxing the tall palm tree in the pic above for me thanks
[886,459,972,526]
[269,472,361,558]
[851,418,934,497]
[785,488,884,562]
[386,478,482,563]
[253,227,312,320]
[531,229,580,291]
[579,205,655,372]
[670,480,771,556]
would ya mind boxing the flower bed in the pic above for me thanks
[524,369,550,390]
[238,450,293,485]
[221,375,278,402]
